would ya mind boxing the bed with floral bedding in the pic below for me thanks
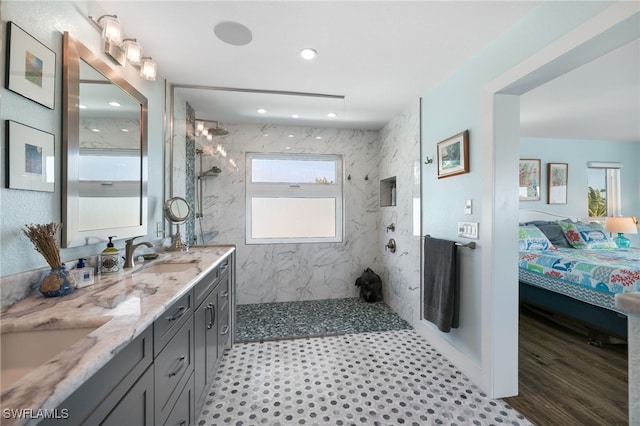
[518,213,639,341]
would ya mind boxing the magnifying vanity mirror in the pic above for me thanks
[61,32,148,247]
[164,197,191,251]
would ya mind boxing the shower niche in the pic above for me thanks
[380,176,397,207]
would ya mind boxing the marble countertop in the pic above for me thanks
[0,245,235,426]
[616,292,640,316]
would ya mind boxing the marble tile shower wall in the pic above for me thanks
[195,124,381,305]
[377,101,422,326]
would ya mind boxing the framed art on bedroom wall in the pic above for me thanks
[548,163,568,204]
[519,159,540,201]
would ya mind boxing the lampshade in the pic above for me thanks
[604,217,638,234]
[98,15,122,44]
[123,39,142,66]
[140,57,157,80]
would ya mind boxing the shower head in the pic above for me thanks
[208,126,229,136]
[198,166,222,178]
[196,118,229,136]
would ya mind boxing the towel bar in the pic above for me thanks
[423,235,476,249]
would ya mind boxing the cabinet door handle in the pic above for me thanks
[168,356,186,377]
[206,303,216,329]
[166,306,186,322]
[220,290,229,298]
[220,325,229,335]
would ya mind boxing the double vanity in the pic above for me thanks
[0,245,235,426]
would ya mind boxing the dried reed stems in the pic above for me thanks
[23,223,62,268]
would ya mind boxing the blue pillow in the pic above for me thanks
[519,225,556,251]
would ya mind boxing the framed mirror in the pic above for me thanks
[61,32,148,247]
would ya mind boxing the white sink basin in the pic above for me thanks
[1,327,99,392]
[137,262,194,274]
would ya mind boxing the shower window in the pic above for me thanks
[246,153,343,244]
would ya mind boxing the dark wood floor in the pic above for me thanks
[504,308,628,426]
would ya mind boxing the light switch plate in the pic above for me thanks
[464,199,472,215]
[458,221,479,239]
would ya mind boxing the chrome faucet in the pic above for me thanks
[123,236,153,269]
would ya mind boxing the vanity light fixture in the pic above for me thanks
[300,48,317,60]
[139,57,157,80]
[89,14,158,80]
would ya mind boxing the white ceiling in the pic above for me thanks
[97,1,639,141]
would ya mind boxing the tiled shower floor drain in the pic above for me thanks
[197,329,531,425]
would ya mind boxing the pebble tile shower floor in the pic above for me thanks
[197,329,532,425]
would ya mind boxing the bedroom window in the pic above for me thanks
[245,153,343,244]
[587,162,621,217]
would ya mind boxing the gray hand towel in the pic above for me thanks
[423,236,459,332]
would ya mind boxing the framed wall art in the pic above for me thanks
[547,162,568,204]
[436,130,469,178]
[519,159,540,201]
[5,22,56,109]
[6,120,55,192]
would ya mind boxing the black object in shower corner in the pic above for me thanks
[355,268,383,303]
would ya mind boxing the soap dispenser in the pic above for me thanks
[74,258,95,288]
[100,236,121,274]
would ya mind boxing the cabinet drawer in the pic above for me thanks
[154,290,193,356]
[194,265,219,308]
[164,371,195,426]
[45,326,153,425]
[217,273,230,314]
[155,317,194,423]
[218,255,230,277]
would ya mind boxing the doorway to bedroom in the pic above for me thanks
[487,5,637,424]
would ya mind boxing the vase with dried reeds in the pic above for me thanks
[23,223,76,297]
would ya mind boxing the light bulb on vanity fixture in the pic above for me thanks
[604,216,638,247]
[122,39,142,65]
[139,57,157,80]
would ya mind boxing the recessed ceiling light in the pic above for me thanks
[257,108,267,114]
[214,21,253,46]
[288,134,295,138]
[327,112,337,118]
[300,48,317,60]
[109,101,121,107]
[292,114,299,118]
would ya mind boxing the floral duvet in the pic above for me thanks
[519,247,640,295]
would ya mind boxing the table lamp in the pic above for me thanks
[604,216,638,248]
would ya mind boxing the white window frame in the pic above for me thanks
[246,152,343,244]
[587,161,622,217]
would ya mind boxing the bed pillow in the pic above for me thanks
[534,222,573,249]
[519,225,556,251]
[557,220,617,249]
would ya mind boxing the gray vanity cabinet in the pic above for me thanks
[194,253,233,414]
[154,291,195,425]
